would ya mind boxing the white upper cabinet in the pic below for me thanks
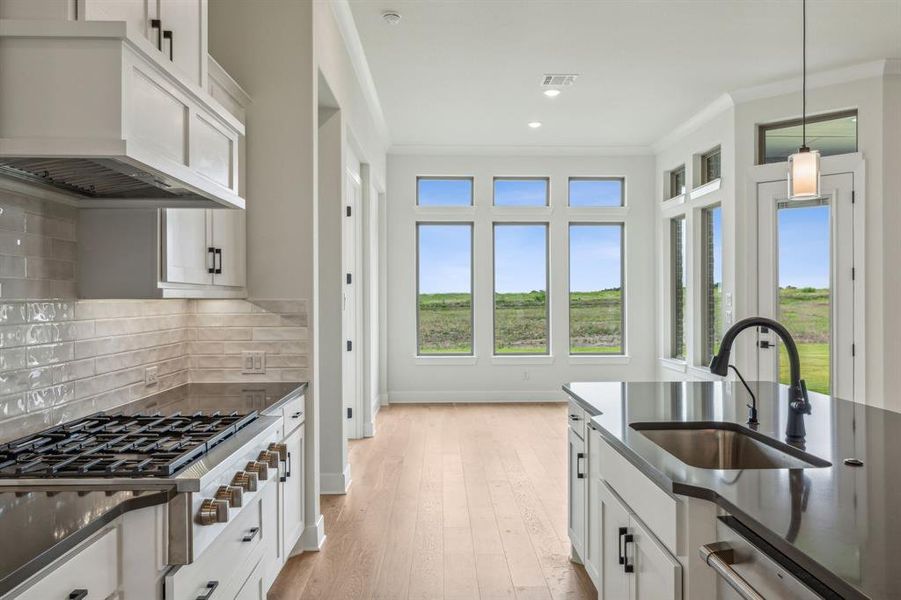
[163,208,211,285]
[210,209,246,287]
[81,0,160,44]
[157,0,206,87]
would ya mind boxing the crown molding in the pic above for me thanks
[388,144,654,157]
[328,0,392,146]
[652,93,735,154]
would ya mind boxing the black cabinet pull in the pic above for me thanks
[617,527,627,564]
[623,533,634,573]
[291,411,302,419]
[195,580,218,600]
[68,591,88,600]
[576,452,585,479]
[286,451,292,479]
[569,414,581,421]
[208,247,216,274]
[214,248,222,274]
[163,30,173,61]
[242,527,260,542]
[150,19,162,50]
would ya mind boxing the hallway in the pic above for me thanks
[268,403,596,600]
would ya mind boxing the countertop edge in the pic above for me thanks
[564,383,868,600]
[260,381,308,415]
[0,489,173,597]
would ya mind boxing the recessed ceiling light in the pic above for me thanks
[543,89,561,98]
[528,121,542,129]
[382,10,402,25]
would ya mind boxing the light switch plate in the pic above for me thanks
[242,351,266,374]
[145,366,159,386]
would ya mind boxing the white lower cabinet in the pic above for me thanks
[281,423,306,560]
[234,559,266,600]
[599,479,632,600]
[584,425,603,586]
[567,425,586,562]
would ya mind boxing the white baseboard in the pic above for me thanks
[387,390,567,403]
[363,420,376,438]
[379,392,389,406]
[321,463,352,494]
[300,514,326,551]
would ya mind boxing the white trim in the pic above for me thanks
[568,355,631,365]
[300,515,326,551]
[329,0,391,145]
[658,357,688,373]
[660,194,686,213]
[688,178,722,200]
[389,144,654,157]
[686,365,718,380]
[653,94,734,153]
[413,355,478,366]
[321,464,352,495]
[490,355,554,365]
[388,390,567,403]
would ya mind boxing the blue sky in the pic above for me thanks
[418,225,471,294]
[418,178,472,206]
[494,225,547,293]
[570,225,621,291]
[778,205,830,288]
[494,179,547,206]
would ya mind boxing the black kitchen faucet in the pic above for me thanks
[709,316,811,442]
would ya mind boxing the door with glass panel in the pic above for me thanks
[756,173,854,400]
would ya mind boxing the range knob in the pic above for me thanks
[198,498,229,525]
[231,471,258,492]
[215,484,243,508]
[258,450,279,469]
[245,460,269,481]
[268,442,287,461]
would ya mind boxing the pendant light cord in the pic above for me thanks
[802,0,807,149]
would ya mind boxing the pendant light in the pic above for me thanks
[788,0,820,199]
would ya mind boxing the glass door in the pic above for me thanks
[757,173,854,399]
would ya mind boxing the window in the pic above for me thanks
[569,178,624,207]
[668,166,686,199]
[416,224,473,355]
[417,177,473,206]
[758,110,858,164]
[494,178,549,206]
[701,205,723,365]
[569,224,623,354]
[493,224,548,354]
[670,216,686,359]
[700,147,721,184]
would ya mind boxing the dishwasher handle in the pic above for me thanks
[699,542,765,600]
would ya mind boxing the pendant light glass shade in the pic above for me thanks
[788,148,820,199]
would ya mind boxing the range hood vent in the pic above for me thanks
[0,158,197,200]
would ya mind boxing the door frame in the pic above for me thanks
[342,162,366,440]
[744,153,866,401]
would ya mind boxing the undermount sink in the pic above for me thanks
[630,423,831,470]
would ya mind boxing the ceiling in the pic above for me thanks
[347,0,901,151]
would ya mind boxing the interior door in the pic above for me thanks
[211,209,246,287]
[757,173,855,399]
[162,208,211,285]
[342,169,361,440]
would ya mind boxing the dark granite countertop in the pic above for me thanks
[564,380,896,600]
[0,381,307,596]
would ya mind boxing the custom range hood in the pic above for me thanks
[0,20,245,209]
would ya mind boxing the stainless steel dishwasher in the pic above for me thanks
[699,516,839,600]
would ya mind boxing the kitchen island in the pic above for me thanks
[564,380,895,600]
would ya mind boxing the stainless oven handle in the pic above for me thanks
[699,542,765,600]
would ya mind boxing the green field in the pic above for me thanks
[778,286,830,394]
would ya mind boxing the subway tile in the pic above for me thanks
[26,383,74,412]
[94,343,186,374]
[52,358,94,384]
[0,393,26,419]
[28,301,74,322]
[249,299,307,314]
[0,205,26,233]
[0,278,52,300]
[221,340,306,354]
[25,323,76,345]
[51,238,77,261]
[23,234,54,257]
[27,366,53,390]
[266,354,308,368]
[0,326,26,348]
[24,213,76,241]
[0,255,26,278]
[192,299,257,314]
[27,342,74,366]
[26,257,75,281]
[50,279,77,299]
[0,303,27,325]
[252,327,307,341]
[191,313,283,328]
[0,348,26,371]
[195,327,252,341]
[0,369,29,395]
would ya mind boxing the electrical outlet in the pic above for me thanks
[145,366,159,386]
[522,370,530,381]
[242,351,266,374]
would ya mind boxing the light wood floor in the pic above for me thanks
[268,403,596,600]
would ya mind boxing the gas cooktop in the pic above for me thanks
[0,411,259,479]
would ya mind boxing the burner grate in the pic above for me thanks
[0,411,258,478]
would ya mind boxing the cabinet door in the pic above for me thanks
[16,528,119,600]
[584,427,602,586]
[210,209,246,287]
[630,515,682,600]
[161,208,212,285]
[568,427,586,561]
[234,560,265,600]
[158,0,205,86]
[282,424,305,559]
[599,481,631,600]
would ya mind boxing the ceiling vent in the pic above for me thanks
[541,74,579,87]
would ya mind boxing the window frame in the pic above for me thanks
[669,215,687,360]
[492,221,551,356]
[667,165,686,200]
[756,109,858,165]
[416,176,474,207]
[492,176,550,207]
[700,147,721,185]
[567,177,626,208]
[415,221,475,356]
[567,222,626,356]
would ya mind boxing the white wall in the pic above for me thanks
[385,153,657,402]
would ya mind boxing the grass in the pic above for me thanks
[778,286,831,394]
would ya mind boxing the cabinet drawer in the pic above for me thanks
[568,401,587,440]
[282,394,305,436]
[165,481,275,600]
[599,439,679,555]
[15,527,119,600]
